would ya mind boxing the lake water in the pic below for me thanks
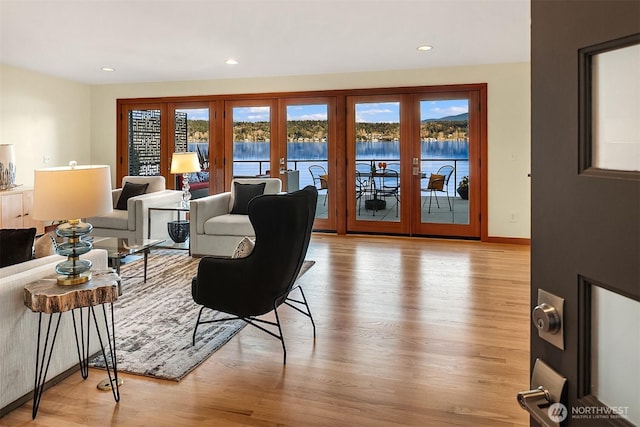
[193,140,470,192]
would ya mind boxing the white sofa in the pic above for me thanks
[87,176,183,245]
[189,178,282,257]
[0,249,108,415]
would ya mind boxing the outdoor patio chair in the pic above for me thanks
[308,165,328,205]
[422,165,455,213]
[377,168,400,217]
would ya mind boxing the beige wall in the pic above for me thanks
[92,62,531,238]
[1,62,530,238]
[0,64,92,186]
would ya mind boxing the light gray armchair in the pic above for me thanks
[189,178,282,257]
[87,176,183,244]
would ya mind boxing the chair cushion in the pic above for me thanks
[88,209,129,230]
[427,174,445,190]
[231,236,255,259]
[116,182,149,210]
[0,228,36,267]
[230,182,266,215]
[203,214,255,237]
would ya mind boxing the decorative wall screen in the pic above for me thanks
[128,109,161,176]
[174,112,188,152]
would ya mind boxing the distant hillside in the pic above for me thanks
[183,116,468,142]
[422,112,468,122]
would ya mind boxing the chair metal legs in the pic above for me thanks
[427,189,452,213]
[285,286,316,338]
[192,286,316,364]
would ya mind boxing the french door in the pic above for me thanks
[169,102,212,197]
[224,99,278,186]
[346,87,484,238]
[280,97,337,231]
[411,90,482,238]
[117,84,485,239]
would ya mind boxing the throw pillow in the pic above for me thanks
[0,228,37,267]
[232,236,255,259]
[34,232,57,258]
[230,182,266,215]
[115,182,149,210]
[319,174,329,189]
[427,174,445,191]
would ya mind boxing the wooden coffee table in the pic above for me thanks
[91,237,164,282]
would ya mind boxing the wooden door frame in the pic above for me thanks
[116,83,489,241]
[278,96,339,231]
[223,99,279,191]
[410,87,485,239]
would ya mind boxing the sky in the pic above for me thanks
[178,99,469,123]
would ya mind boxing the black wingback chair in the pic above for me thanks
[191,185,318,364]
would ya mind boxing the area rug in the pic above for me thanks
[89,250,246,381]
[90,250,315,381]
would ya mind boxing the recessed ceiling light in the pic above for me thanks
[101,67,116,72]
[417,45,433,51]
[225,59,238,65]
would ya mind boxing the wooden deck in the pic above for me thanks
[314,192,470,224]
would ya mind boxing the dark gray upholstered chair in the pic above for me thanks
[191,185,318,364]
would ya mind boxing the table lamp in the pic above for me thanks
[33,162,113,285]
[170,152,201,208]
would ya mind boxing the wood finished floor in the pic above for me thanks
[1,234,530,427]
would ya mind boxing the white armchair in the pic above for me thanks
[189,178,282,257]
[87,176,183,244]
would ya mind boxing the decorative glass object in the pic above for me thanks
[0,144,16,190]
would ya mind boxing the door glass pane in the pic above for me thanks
[287,104,329,218]
[420,100,469,225]
[128,109,161,176]
[591,285,640,425]
[591,44,640,172]
[232,106,270,177]
[175,108,209,198]
[354,102,400,222]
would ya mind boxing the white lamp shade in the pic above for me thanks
[170,152,201,174]
[32,165,113,220]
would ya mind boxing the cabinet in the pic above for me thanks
[0,188,44,234]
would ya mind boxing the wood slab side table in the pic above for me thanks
[23,271,121,419]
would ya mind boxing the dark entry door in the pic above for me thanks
[528,1,639,426]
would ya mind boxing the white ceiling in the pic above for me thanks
[0,0,530,85]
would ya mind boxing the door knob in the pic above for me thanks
[532,303,561,334]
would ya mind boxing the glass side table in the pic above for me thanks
[91,237,164,282]
[148,204,190,253]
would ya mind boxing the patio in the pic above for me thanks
[314,191,470,224]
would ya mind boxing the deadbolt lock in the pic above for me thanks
[532,303,561,334]
[533,289,565,350]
